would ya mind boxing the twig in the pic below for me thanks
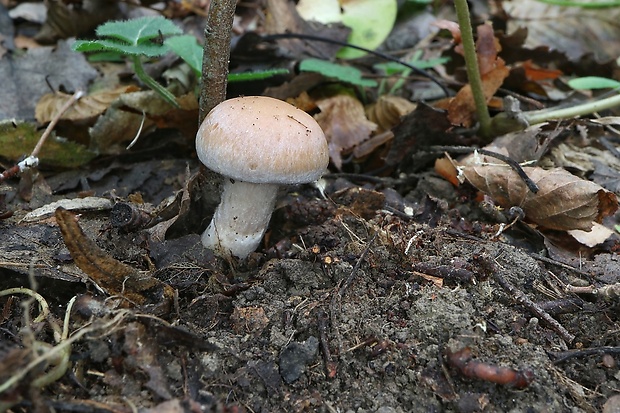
[548,346,620,364]
[199,0,236,123]
[338,233,378,298]
[529,253,592,278]
[0,90,84,183]
[493,271,575,344]
[317,309,337,379]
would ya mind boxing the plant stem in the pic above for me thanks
[523,93,620,125]
[131,56,180,108]
[199,0,236,123]
[454,0,492,140]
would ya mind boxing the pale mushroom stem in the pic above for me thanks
[201,179,279,258]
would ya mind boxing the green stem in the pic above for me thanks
[523,93,620,125]
[131,56,180,109]
[454,0,492,140]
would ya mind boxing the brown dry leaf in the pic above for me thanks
[502,0,620,62]
[447,23,509,128]
[460,165,618,231]
[35,86,138,124]
[55,207,174,312]
[314,94,377,169]
[366,95,416,133]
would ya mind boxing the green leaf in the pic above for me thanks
[228,69,290,82]
[374,57,451,75]
[299,58,377,87]
[165,35,203,74]
[73,39,168,57]
[568,76,620,90]
[96,16,182,45]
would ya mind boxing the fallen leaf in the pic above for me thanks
[568,222,614,248]
[55,207,174,312]
[460,165,618,231]
[0,40,98,120]
[35,86,138,124]
[314,94,377,169]
[521,60,563,82]
[502,0,620,61]
[0,120,96,168]
[447,23,509,127]
[366,95,416,133]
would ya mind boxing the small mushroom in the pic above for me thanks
[196,96,329,259]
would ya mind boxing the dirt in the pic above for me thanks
[0,158,619,413]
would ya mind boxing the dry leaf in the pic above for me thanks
[568,222,614,248]
[35,86,138,123]
[314,94,377,169]
[55,207,173,312]
[460,165,618,231]
[366,95,416,133]
[447,23,509,128]
[503,0,620,61]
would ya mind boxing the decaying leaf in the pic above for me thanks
[502,0,620,62]
[568,222,614,248]
[460,165,618,231]
[0,120,96,168]
[35,86,138,124]
[445,23,510,128]
[89,90,198,154]
[314,94,377,169]
[366,95,416,133]
[55,207,173,312]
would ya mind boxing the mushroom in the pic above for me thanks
[196,96,329,259]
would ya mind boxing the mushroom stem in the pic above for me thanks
[201,180,279,258]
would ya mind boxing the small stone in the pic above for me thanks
[279,336,319,384]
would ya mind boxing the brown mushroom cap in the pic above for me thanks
[196,96,329,184]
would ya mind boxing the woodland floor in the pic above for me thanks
[1,158,619,412]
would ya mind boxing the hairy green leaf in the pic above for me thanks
[165,35,203,74]
[96,16,182,45]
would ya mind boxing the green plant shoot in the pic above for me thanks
[73,16,183,108]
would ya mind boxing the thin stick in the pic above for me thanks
[0,90,84,182]
[199,0,236,123]
[494,271,575,344]
[338,233,378,298]
[32,91,84,158]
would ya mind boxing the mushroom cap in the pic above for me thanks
[196,96,329,184]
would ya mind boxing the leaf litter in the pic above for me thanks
[1,1,620,412]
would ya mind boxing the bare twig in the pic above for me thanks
[338,233,378,298]
[0,90,84,183]
[199,0,236,123]
[493,271,575,344]
[317,309,337,379]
